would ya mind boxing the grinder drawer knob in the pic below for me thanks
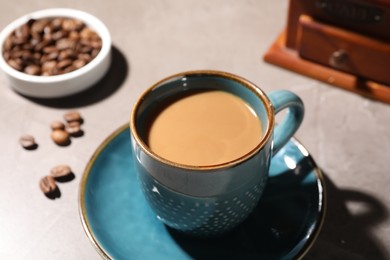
[329,49,348,68]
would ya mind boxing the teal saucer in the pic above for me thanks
[79,124,326,260]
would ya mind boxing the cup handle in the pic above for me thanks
[268,90,305,155]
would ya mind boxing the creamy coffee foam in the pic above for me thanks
[146,90,262,166]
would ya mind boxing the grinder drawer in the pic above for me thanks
[297,15,390,85]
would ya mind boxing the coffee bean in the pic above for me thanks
[3,37,13,51]
[39,175,57,194]
[3,51,10,60]
[16,24,30,39]
[91,48,100,58]
[50,165,72,178]
[7,59,23,71]
[58,49,76,60]
[90,40,102,49]
[12,35,28,45]
[79,45,92,54]
[24,64,41,75]
[19,134,37,150]
[68,31,80,41]
[62,19,84,32]
[56,59,72,70]
[32,52,41,61]
[41,60,57,75]
[77,53,92,63]
[80,28,97,39]
[51,18,63,31]
[21,50,34,61]
[66,121,83,136]
[2,17,102,76]
[31,19,49,35]
[43,24,53,35]
[63,111,82,123]
[34,39,51,52]
[51,129,70,146]
[45,51,59,61]
[56,38,76,50]
[51,30,67,41]
[22,43,34,51]
[73,59,86,69]
[50,120,65,130]
[63,65,77,74]
[42,45,58,54]
[9,49,24,59]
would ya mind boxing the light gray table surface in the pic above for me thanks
[1,0,389,259]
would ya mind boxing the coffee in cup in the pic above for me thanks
[145,89,262,166]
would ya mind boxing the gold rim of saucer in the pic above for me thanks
[289,138,327,260]
[130,70,275,170]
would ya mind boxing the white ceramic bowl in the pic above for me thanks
[0,8,111,98]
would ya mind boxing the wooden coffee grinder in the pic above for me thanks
[264,0,390,103]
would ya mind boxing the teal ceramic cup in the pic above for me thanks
[130,70,304,236]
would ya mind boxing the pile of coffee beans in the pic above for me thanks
[19,110,84,149]
[51,110,84,146]
[18,110,84,199]
[3,17,102,76]
[39,164,74,198]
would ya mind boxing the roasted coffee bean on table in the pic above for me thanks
[39,175,57,194]
[2,17,102,76]
[50,165,72,178]
[50,120,65,130]
[66,121,83,136]
[51,129,70,146]
[63,110,82,123]
[19,134,37,150]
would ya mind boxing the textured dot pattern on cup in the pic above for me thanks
[140,178,266,236]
